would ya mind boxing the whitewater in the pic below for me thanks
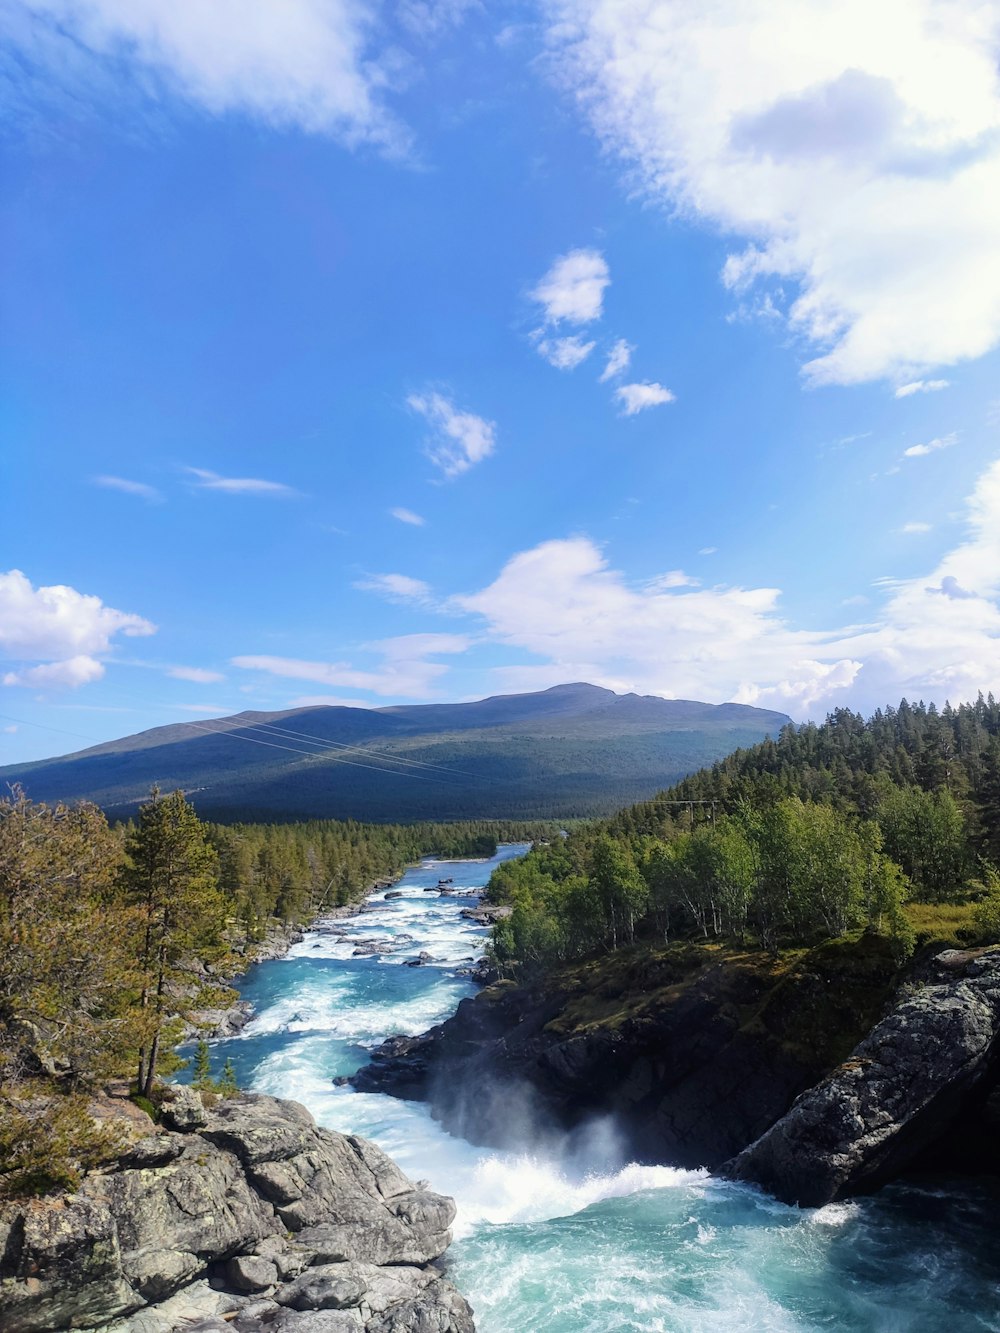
[204,845,1000,1332]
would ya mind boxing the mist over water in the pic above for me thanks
[207,846,1000,1331]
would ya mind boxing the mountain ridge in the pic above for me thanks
[0,684,791,822]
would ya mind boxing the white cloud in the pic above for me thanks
[407,391,496,478]
[368,632,471,658]
[19,0,405,150]
[546,1,1000,386]
[895,379,951,398]
[232,633,469,699]
[451,457,1000,718]
[168,665,226,683]
[390,506,426,526]
[0,570,155,683]
[531,248,609,324]
[397,0,476,38]
[699,547,718,556]
[615,381,676,415]
[2,655,106,689]
[355,572,433,604]
[532,333,596,370]
[93,475,163,502]
[646,570,699,589]
[902,432,958,458]
[599,338,633,381]
[187,467,298,496]
[900,521,932,533]
[2,725,17,734]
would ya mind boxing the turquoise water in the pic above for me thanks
[206,846,1000,1332]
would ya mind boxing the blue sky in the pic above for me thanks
[2,0,1000,764]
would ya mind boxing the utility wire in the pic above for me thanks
[180,718,464,786]
[240,717,488,782]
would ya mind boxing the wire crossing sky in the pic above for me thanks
[2,0,1000,763]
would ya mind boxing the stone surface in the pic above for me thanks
[225,1254,279,1293]
[727,949,1000,1205]
[158,1085,206,1131]
[0,1093,472,1333]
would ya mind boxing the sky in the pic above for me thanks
[2,0,1000,764]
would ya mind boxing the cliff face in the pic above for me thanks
[353,939,1000,1203]
[727,949,1000,1205]
[353,935,903,1169]
[0,1093,474,1333]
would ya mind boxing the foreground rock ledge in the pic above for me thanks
[727,949,1000,1206]
[0,1092,474,1333]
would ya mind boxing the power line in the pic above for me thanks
[241,717,487,781]
[0,712,101,746]
[179,718,463,786]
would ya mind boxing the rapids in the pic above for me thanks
[203,846,1000,1332]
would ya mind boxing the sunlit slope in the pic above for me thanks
[0,683,789,821]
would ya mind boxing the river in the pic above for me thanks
[205,845,1000,1332]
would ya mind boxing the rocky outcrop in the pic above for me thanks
[726,948,1000,1205]
[0,1093,473,1333]
[353,935,903,1168]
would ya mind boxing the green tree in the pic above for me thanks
[122,789,224,1098]
[0,789,137,1086]
[590,836,648,949]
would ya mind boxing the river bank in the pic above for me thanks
[196,848,1000,1330]
[0,1090,473,1333]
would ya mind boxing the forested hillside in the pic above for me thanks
[0,684,789,822]
[486,696,1000,970]
[0,788,548,1197]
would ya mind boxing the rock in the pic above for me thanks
[405,953,435,968]
[160,1084,207,1130]
[458,905,511,925]
[366,1281,475,1333]
[275,1263,368,1311]
[188,1000,255,1040]
[226,1254,279,1293]
[270,1312,363,1332]
[727,949,1000,1206]
[385,892,403,900]
[0,1093,469,1333]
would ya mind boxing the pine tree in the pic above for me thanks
[122,789,224,1099]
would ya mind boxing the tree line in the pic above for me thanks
[0,787,549,1197]
[487,697,1000,972]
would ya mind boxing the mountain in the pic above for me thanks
[0,684,791,822]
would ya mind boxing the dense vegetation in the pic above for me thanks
[487,697,1000,972]
[0,788,548,1197]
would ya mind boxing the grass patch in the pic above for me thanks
[904,897,981,949]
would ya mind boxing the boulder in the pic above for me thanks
[159,1085,206,1131]
[225,1255,279,1293]
[727,949,1000,1205]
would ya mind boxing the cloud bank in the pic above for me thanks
[545,0,1000,385]
[0,569,155,689]
[18,0,405,150]
[451,456,1000,717]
